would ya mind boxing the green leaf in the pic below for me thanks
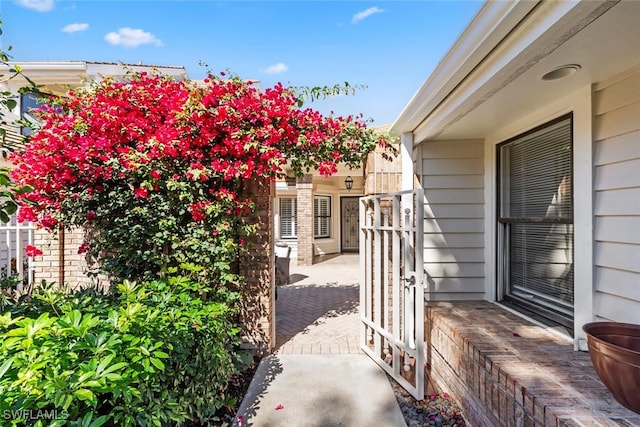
[104,373,123,381]
[96,353,114,374]
[82,411,94,427]
[73,388,96,404]
[4,201,17,215]
[77,371,96,384]
[0,173,10,185]
[14,184,34,194]
[0,358,13,379]
[149,357,165,371]
[89,415,109,427]
[100,362,128,376]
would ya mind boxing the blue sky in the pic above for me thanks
[0,0,482,125]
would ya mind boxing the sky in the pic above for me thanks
[0,0,482,126]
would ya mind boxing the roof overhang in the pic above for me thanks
[391,0,638,143]
[0,61,187,93]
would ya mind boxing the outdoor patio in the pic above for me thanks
[275,253,361,355]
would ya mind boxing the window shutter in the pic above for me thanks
[314,196,330,238]
[280,198,296,238]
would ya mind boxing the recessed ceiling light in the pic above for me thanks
[542,64,581,81]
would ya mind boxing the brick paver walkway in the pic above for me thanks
[275,254,362,354]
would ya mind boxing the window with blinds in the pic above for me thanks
[497,115,574,328]
[314,195,331,238]
[279,198,297,238]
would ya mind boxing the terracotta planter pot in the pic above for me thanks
[583,322,640,414]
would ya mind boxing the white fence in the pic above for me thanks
[0,215,36,293]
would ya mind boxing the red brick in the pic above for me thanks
[423,301,640,426]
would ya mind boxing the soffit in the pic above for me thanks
[414,0,639,142]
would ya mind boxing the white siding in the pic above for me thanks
[593,64,640,323]
[420,140,485,300]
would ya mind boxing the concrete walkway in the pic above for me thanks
[234,254,406,427]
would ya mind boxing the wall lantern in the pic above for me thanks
[344,176,354,191]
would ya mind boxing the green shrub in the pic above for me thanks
[0,274,248,426]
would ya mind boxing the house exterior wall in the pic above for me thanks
[313,178,361,256]
[419,139,485,300]
[273,130,399,264]
[592,63,640,323]
[275,174,366,264]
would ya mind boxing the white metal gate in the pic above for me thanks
[359,189,424,400]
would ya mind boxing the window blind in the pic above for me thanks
[499,116,574,323]
[500,119,572,220]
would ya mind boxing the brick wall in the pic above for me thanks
[33,227,104,289]
[238,178,275,354]
[296,174,313,266]
[424,301,640,426]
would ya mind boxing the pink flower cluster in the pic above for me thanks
[10,71,385,229]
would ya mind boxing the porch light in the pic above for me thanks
[344,176,354,191]
[541,64,581,81]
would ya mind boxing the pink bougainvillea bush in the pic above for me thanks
[10,70,388,285]
[3,70,391,425]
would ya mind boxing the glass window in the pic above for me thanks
[20,92,49,136]
[279,198,297,238]
[314,195,331,238]
[498,115,574,329]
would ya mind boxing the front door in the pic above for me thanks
[341,197,360,252]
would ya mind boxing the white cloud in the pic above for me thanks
[61,23,89,33]
[352,6,384,24]
[263,62,288,75]
[104,27,163,48]
[14,0,54,12]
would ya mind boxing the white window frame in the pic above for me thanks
[279,198,297,239]
[314,195,331,238]
[485,85,593,348]
[496,114,574,330]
